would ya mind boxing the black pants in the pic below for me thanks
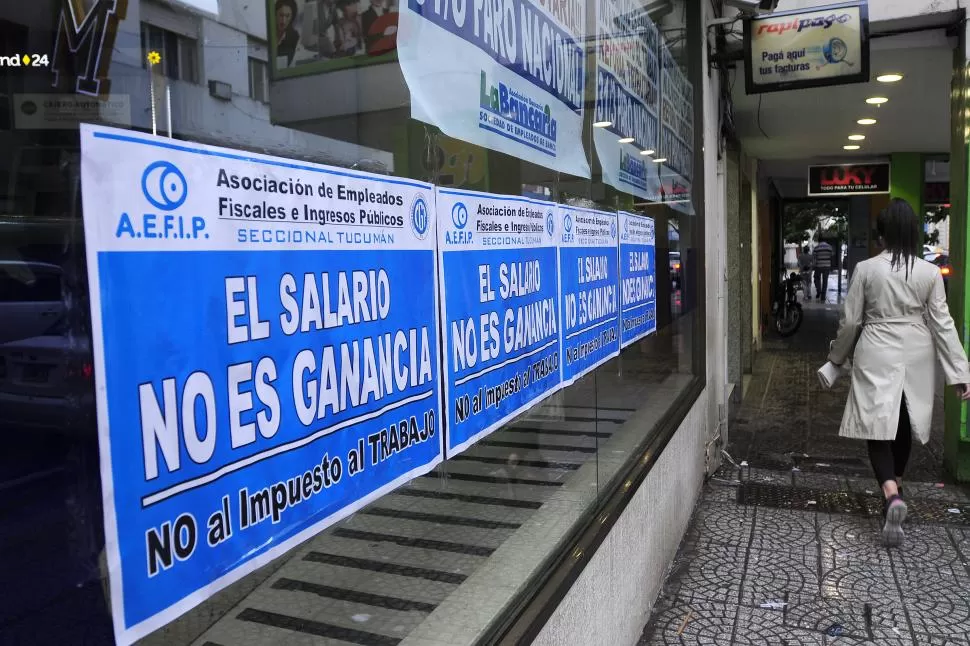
[867,395,913,487]
[814,269,831,300]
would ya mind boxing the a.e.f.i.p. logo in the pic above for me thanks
[115,160,206,241]
[545,211,554,237]
[142,161,187,210]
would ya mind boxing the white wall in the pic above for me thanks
[531,393,709,646]
[201,20,250,93]
[705,12,730,441]
[750,157,761,352]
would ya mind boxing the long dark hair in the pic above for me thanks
[876,198,921,279]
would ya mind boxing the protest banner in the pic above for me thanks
[436,188,562,456]
[593,0,662,201]
[79,124,441,644]
[397,0,590,178]
[618,210,657,347]
[658,43,695,214]
[557,204,620,385]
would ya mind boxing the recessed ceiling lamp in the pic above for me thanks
[593,120,613,128]
[857,118,877,125]
[618,137,635,144]
[866,97,889,105]
[877,73,903,83]
[844,145,861,150]
[639,149,656,156]
[653,157,667,163]
[848,134,866,141]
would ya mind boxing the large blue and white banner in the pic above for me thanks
[437,188,562,456]
[618,210,657,347]
[397,0,590,178]
[659,43,695,214]
[79,125,442,644]
[593,0,661,200]
[558,205,620,385]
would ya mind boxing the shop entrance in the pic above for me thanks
[780,198,849,305]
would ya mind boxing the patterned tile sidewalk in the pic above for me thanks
[639,308,970,645]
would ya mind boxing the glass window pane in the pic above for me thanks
[0,0,705,643]
[179,37,198,84]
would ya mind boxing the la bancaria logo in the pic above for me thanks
[452,202,469,230]
[142,161,188,210]
[410,196,429,240]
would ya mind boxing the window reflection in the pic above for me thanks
[0,0,701,643]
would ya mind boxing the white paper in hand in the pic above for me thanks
[817,362,843,389]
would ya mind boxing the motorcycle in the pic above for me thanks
[772,272,804,337]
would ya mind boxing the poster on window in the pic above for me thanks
[270,0,400,77]
[658,43,694,214]
[618,210,656,346]
[397,0,590,179]
[436,188,562,456]
[79,124,442,644]
[593,0,662,201]
[557,204,620,385]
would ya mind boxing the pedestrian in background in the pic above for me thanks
[798,245,814,300]
[828,198,970,546]
[813,238,834,302]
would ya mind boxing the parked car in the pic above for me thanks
[669,251,681,289]
[924,245,945,264]
[0,316,96,435]
[0,260,64,345]
[932,254,952,293]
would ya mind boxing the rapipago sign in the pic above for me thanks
[744,1,870,94]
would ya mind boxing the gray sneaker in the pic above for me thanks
[882,496,907,547]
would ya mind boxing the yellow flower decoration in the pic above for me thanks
[147,51,161,65]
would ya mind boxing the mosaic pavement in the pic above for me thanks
[640,308,970,646]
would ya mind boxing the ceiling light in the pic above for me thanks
[857,118,877,125]
[877,73,903,83]
[866,97,889,105]
[844,145,860,150]
[653,157,667,163]
[593,120,613,128]
[639,149,656,156]
[618,137,635,144]
[848,134,865,141]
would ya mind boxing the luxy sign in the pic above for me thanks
[808,162,890,196]
[744,1,870,94]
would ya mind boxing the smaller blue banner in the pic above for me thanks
[558,205,620,385]
[436,189,562,456]
[619,211,657,347]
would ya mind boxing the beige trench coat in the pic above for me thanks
[829,252,970,443]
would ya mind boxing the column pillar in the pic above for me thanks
[945,31,970,481]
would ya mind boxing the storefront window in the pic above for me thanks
[0,0,702,643]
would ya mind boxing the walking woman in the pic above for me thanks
[829,198,970,546]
